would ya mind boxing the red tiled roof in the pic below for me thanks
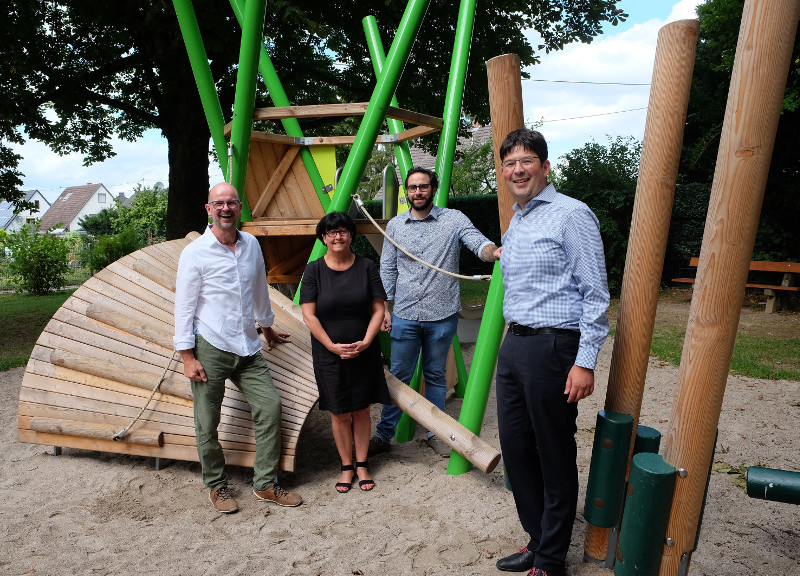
[39,183,103,231]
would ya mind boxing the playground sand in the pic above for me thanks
[2,323,798,574]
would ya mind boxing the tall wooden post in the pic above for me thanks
[583,19,699,563]
[487,54,525,234]
[659,1,800,574]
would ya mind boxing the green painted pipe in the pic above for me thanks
[394,355,423,442]
[452,338,469,397]
[583,410,634,528]
[615,453,677,576]
[747,466,800,505]
[447,262,505,475]
[633,425,662,455]
[362,15,413,182]
[172,0,229,182]
[306,0,430,269]
[433,0,476,204]
[228,0,329,211]
[228,0,268,222]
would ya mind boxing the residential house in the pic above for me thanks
[39,183,114,234]
[0,190,51,232]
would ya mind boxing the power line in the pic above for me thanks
[527,78,650,86]
[540,106,648,123]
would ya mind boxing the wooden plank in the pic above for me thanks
[252,103,369,121]
[392,125,441,143]
[94,266,176,315]
[385,105,443,128]
[80,276,174,326]
[29,416,163,447]
[251,145,301,217]
[16,429,296,472]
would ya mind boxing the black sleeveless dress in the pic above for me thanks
[299,256,390,414]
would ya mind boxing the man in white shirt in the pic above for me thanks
[174,182,302,513]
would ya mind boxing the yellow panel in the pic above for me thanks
[309,145,337,199]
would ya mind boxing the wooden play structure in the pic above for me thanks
[16,232,500,474]
[17,0,503,479]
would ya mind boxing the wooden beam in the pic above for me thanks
[251,145,300,217]
[30,416,163,447]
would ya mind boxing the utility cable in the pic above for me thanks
[351,194,491,282]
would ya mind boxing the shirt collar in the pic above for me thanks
[513,182,557,216]
[201,224,240,247]
[403,205,443,222]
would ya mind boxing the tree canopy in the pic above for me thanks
[681,0,800,260]
[2,0,626,238]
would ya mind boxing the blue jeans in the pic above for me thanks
[375,313,459,441]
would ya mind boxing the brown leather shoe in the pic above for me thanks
[252,483,303,507]
[209,484,239,514]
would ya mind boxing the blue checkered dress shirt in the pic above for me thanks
[500,183,610,369]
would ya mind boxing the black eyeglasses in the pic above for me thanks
[407,184,432,192]
[208,200,241,209]
[324,229,351,239]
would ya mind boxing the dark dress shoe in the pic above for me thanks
[496,547,536,572]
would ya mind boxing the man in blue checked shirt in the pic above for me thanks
[493,129,609,576]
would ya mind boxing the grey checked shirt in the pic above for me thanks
[381,206,493,322]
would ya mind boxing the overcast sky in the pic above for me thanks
[16,0,704,204]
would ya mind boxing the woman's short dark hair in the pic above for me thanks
[499,128,548,163]
[315,211,357,243]
[404,166,438,190]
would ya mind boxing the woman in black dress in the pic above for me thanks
[300,212,390,492]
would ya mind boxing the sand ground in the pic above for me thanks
[1,300,798,575]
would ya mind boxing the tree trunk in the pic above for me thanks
[159,35,212,241]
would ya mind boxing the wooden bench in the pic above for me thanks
[673,257,798,313]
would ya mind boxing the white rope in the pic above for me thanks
[351,194,491,281]
[113,350,180,441]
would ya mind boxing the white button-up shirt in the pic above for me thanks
[174,226,274,357]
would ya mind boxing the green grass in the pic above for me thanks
[648,325,800,381]
[0,290,74,371]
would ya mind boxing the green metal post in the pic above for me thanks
[433,0,476,203]
[362,16,414,181]
[447,262,505,474]
[633,425,662,455]
[228,0,268,222]
[614,453,677,576]
[228,0,329,211]
[431,0,477,398]
[172,0,230,182]
[583,411,635,528]
[393,355,423,442]
[305,0,430,269]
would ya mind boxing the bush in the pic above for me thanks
[87,226,144,273]
[6,222,70,295]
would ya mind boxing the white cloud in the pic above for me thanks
[521,0,704,164]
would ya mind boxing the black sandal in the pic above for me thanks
[356,460,375,491]
[336,464,355,493]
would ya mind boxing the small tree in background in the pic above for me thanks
[551,136,642,295]
[6,222,70,295]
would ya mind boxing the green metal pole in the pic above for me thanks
[305,0,430,268]
[228,0,329,211]
[447,262,505,475]
[362,12,422,442]
[433,0,476,203]
[228,0,268,222]
[431,0,477,400]
[172,0,229,182]
[362,15,414,181]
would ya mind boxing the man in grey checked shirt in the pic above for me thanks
[370,166,498,457]
[493,129,609,576]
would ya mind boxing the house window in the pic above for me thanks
[34,200,40,209]
[98,193,107,203]
[26,217,36,224]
